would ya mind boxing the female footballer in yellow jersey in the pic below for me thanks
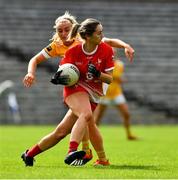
[95,60,137,140]
[22,11,135,166]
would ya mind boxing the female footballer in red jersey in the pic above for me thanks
[22,12,135,167]
[56,18,114,166]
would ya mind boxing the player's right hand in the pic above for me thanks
[50,70,70,85]
[23,73,36,88]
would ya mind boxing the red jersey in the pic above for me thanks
[60,42,114,103]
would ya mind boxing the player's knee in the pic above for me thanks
[81,111,93,123]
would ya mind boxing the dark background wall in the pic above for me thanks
[0,0,178,124]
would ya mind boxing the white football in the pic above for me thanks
[57,63,80,86]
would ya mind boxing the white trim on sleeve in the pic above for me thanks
[41,49,51,59]
[105,66,114,72]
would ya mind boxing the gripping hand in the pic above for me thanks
[50,70,70,85]
[88,64,101,78]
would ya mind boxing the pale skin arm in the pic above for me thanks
[99,71,113,84]
[103,37,135,63]
[23,52,47,88]
[113,76,128,84]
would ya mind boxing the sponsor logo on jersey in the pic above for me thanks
[75,62,82,65]
[86,56,93,60]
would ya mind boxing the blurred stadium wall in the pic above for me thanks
[0,0,178,124]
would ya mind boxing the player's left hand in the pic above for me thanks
[88,64,101,78]
[50,70,70,85]
[125,44,135,63]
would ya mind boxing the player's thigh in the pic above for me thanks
[65,91,92,117]
[94,104,107,117]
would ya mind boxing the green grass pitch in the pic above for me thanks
[0,125,178,179]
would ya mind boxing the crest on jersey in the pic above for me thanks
[46,45,52,52]
[96,58,102,65]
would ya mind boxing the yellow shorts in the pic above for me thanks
[99,94,126,105]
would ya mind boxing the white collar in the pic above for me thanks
[82,43,98,55]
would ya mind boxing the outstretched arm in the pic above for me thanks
[23,53,47,88]
[103,37,135,63]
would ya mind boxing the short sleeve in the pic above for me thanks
[43,42,59,58]
[104,46,114,72]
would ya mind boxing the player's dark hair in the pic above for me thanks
[68,23,81,39]
[69,18,101,40]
